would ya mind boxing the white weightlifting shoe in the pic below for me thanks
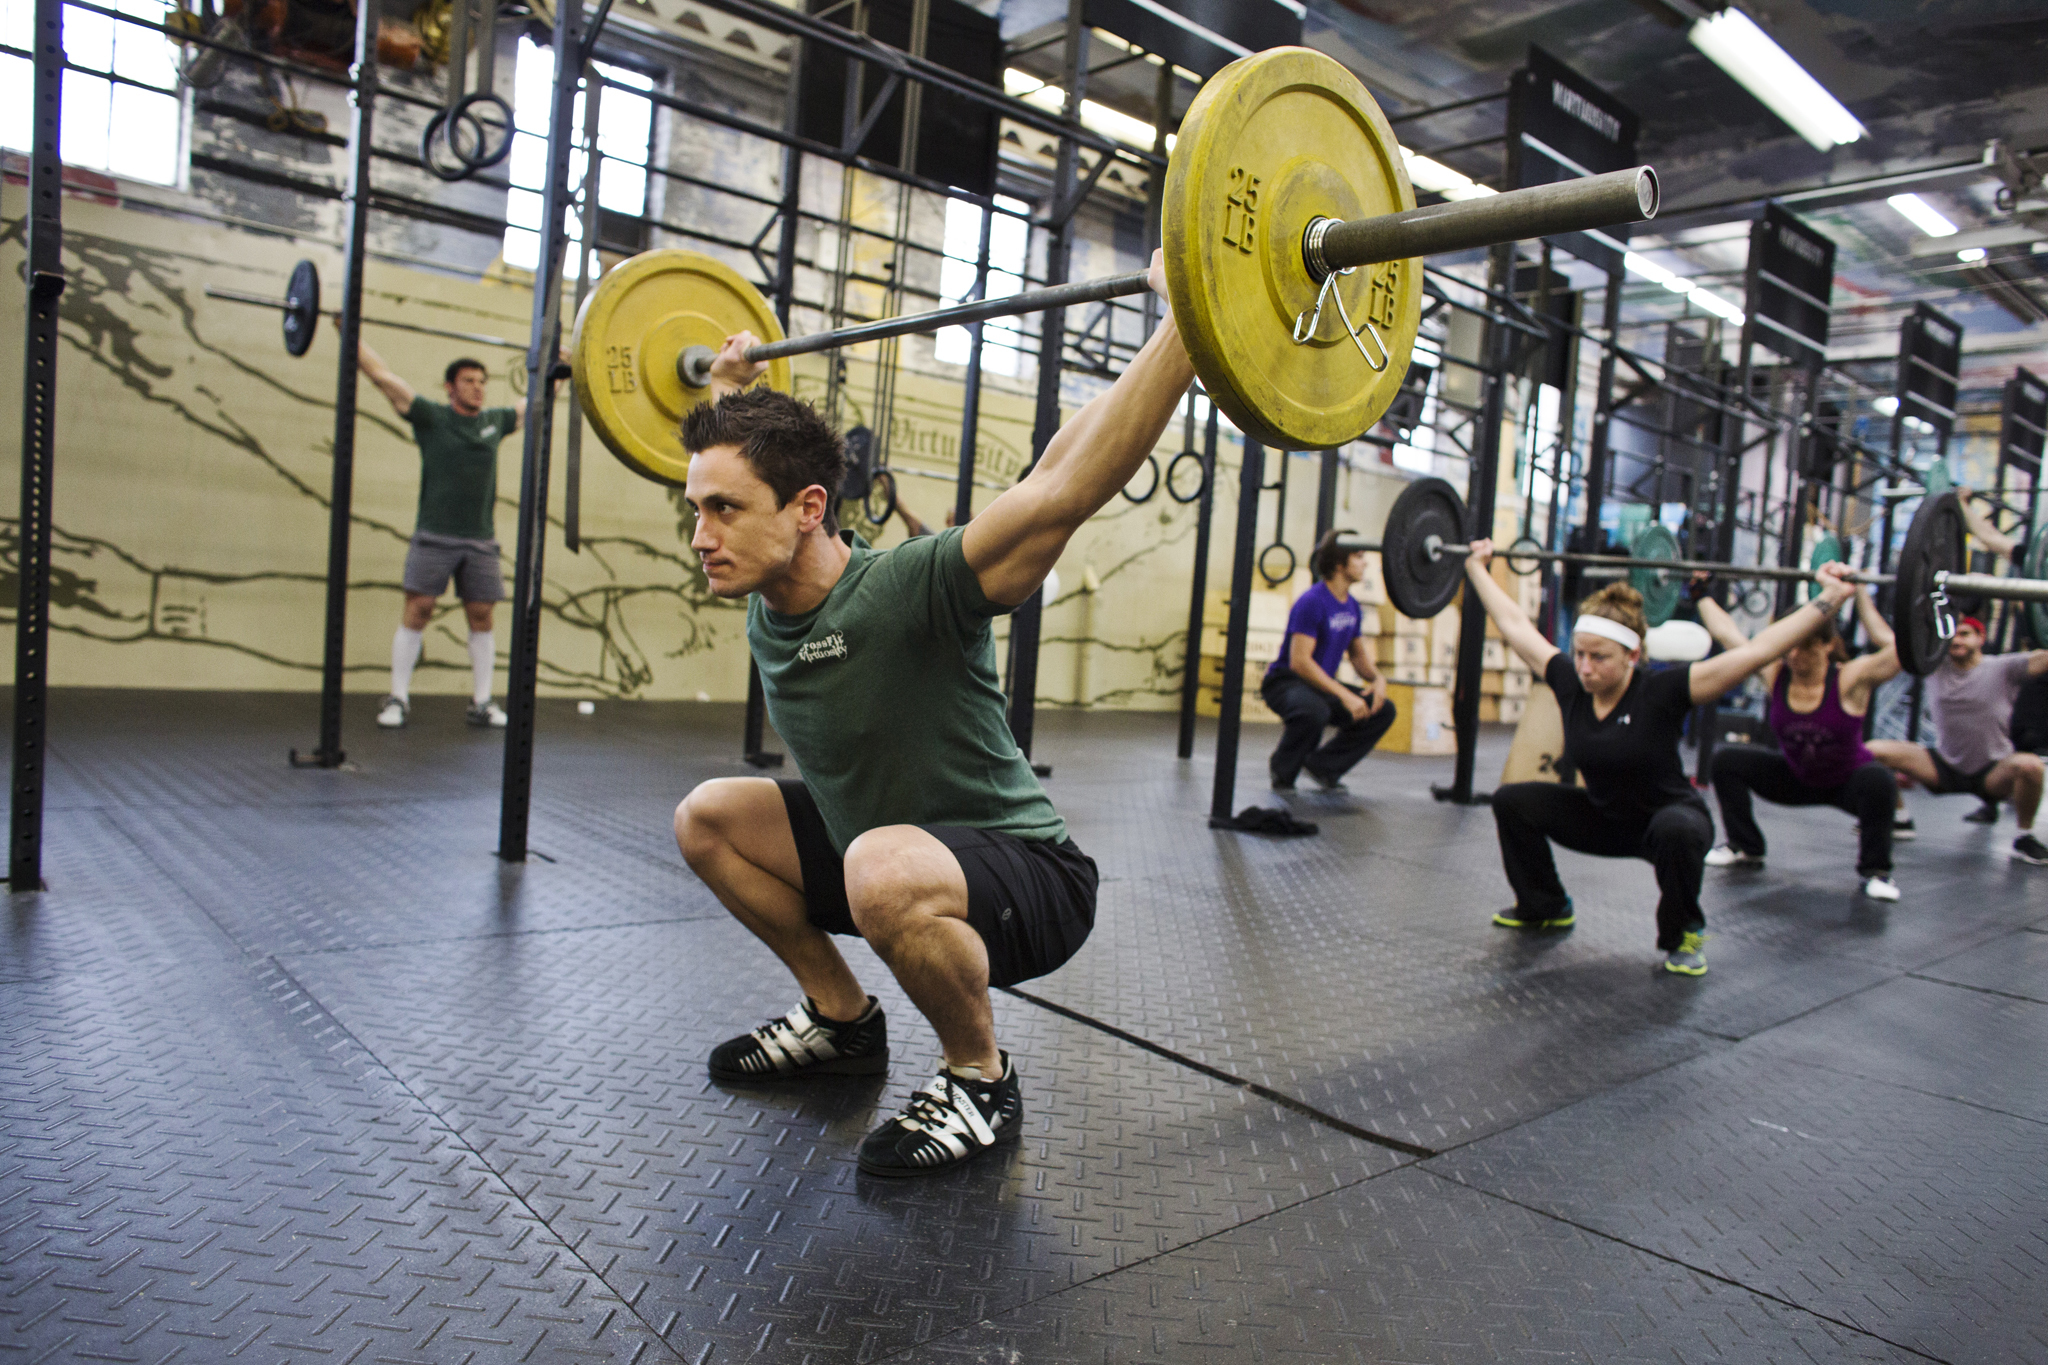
[1704,845,1764,869]
[1861,874,1900,902]
[377,695,409,729]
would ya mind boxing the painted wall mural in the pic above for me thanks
[2,185,1412,707]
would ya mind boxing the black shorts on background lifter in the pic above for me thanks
[1925,747,1997,800]
[776,780,1098,988]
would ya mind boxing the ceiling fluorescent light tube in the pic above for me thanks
[1888,193,1958,237]
[1688,8,1865,152]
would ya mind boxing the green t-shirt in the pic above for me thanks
[406,397,516,540]
[749,527,1066,855]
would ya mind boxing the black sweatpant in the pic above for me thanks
[1710,747,1894,876]
[1262,674,1398,786]
[1492,781,1714,951]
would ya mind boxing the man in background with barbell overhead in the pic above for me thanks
[1262,528,1394,792]
[669,250,1192,1179]
[1868,617,2048,865]
[356,342,517,731]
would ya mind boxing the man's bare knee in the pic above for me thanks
[844,828,966,943]
[675,779,747,867]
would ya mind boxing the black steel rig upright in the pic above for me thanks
[9,0,66,892]
[292,0,378,771]
[498,0,590,861]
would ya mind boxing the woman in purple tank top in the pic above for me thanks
[1695,582,1903,900]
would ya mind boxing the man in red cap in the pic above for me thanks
[1868,615,2048,864]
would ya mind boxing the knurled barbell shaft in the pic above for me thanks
[683,168,1661,387]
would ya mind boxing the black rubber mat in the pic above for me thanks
[886,1167,1925,1364]
[2,693,2043,1362]
[1427,1045,2048,1362]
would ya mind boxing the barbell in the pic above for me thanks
[206,265,525,356]
[1363,477,2048,678]
[568,46,1659,487]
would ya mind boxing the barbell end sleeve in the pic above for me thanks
[1310,166,1660,276]
[679,344,716,390]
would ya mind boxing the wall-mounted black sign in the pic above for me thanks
[2002,367,2047,477]
[1507,46,1639,273]
[797,0,1002,197]
[1748,203,1834,368]
[1083,0,1300,81]
[1896,301,1963,442]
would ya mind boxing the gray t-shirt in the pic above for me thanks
[1930,652,2031,773]
[747,527,1065,855]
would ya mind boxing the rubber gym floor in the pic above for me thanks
[1,689,2042,1364]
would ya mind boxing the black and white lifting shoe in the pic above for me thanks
[707,996,888,1082]
[858,1053,1021,1177]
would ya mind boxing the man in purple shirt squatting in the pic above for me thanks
[1260,529,1394,792]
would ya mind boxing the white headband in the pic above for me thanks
[1573,614,1642,653]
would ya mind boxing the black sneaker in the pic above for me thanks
[1302,767,1348,792]
[1892,816,1917,841]
[2013,834,2048,866]
[858,1053,1021,1177]
[1965,802,2001,825]
[708,997,888,1082]
[1270,777,1297,793]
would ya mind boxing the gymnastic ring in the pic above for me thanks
[1165,449,1209,504]
[420,108,483,182]
[862,468,898,525]
[448,91,514,170]
[1257,541,1297,587]
[1741,584,1771,615]
[1504,535,1545,577]
[1120,453,1161,504]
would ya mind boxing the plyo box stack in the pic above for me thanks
[1481,558,1542,725]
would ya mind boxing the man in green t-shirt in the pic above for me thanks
[357,343,519,730]
[673,251,1191,1178]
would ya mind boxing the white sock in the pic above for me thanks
[468,630,495,705]
[391,626,423,702]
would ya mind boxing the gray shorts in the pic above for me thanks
[402,531,505,602]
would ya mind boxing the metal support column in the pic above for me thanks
[1176,401,1219,759]
[497,0,585,861]
[1313,447,1340,541]
[954,204,995,530]
[291,0,377,771]
[1005,0,1085,762]
[1436,243,1511,806]
[1208,438,1264,824]
[9,0,66,892]
[744,40,810,771]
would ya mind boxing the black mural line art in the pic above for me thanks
[0,221,746,696]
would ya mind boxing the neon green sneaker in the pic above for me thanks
[1662,930,1707,976]
[1492,898,1575,930]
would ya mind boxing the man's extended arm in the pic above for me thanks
[959,250,1195,605]
[357,341,416,418]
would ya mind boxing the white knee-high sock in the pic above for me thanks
[391,626,424,701]
[468,630,495,705]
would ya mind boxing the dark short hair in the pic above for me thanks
[1312,528,1360,581]
[445,357,487,386]
[680,387,848,534]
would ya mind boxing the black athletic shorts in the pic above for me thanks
[777,780,1098,989]
[1925,746,1997,800]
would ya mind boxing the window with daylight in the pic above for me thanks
[934,194,1030,377]
[1,0,184,185]
[504,34,653,274]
